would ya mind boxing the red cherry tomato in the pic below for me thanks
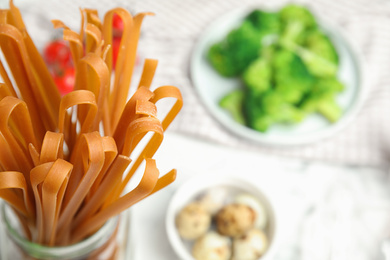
[44,40,71,67]
[54,67,75,95]
[112,36,121,69]
[112,13,124,37]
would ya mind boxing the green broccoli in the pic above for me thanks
[278,6,339,78]
[207,43,238,77]
[208,21,263,77]
[242,47,314,132]
[244,89,305,132]
[243,88,269,132]
[245,9,281,36]
[272,47,315,104]
[317,99,342,123]
[261,91,305,122]
[282,40,338,78]
[279,4,317,44]
[212,4,345,132]
[304,29,339,65]
[300,78,344,122]
[219,90,246,124]
[242,56,272,95]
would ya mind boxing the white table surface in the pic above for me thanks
[130,132,390,260]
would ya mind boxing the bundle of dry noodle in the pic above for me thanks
[0,0,183,246]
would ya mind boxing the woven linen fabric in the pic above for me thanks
[14,0,390,167]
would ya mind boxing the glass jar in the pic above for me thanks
[0,202,132,260]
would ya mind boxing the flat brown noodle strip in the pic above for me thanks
[8,3,61,131]
[0,97,39,185]
[112,117,164,202]
[84,9,101,30]
[137,59,159,90]
[105,8,134,127]
[40,132,64,164]
[114,86,182,198]
[135,99,157,118]
[8,0,26,30]
[28,143,40,167]
[0,10,8,25]
[41,159,72,246]
[57,132,105,245]
[71,155,131,231]
[0,24,47,139]
[109,12,154,131]
[0,90,39,155]
[0,65,17,97]
[58,90,97,156]
[102,8,131,77]
[121,116,163,157]
[0,133,20,171]
[87,136,118,199]
[0,83,13,100]
[51,20,69,30]
[71,158,159,243]
[62,29,83,71]
[18,33,61,125]
[75,53,110,132]
[30,162,53,243]
[150,85,183,131]
[85,23,102,55]
[0,171,34,219]
[113,86,154,150]
[148,169,177,197]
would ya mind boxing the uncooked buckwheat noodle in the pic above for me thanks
[0,0,183,247]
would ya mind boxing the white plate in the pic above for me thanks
[190,7,365,146]
[166,173,280,260]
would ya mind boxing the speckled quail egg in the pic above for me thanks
[176,202,211,240]
[234,193,268,229]
[197,187,229,215]
[231,229,268,260]
[192,231,231,260]
[215,203,256,237]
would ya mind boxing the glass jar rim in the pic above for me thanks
[1,201,118,260]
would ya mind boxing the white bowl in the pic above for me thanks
[190,6,365,146]
[166,174,279,260]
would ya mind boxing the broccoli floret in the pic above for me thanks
[242,56,272,95]
[279,4,317,44]
[245,10,281,36]
[207,43,238,77]
[272,48,315,103]
[208,21,263,77]
[304,29,339,65]
[226,21,264,73]
[278,7,339,78]
[244,89,306,132]
[243,47,314,132]
[282,40,338,78]
[300,78,344,121]
[317,99,342,123]
[262,91,305,122]
[316,77,344,94]
[243,89,270,132]
[219,90,245,124]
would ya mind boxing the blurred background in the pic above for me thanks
[4,0,390,259]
